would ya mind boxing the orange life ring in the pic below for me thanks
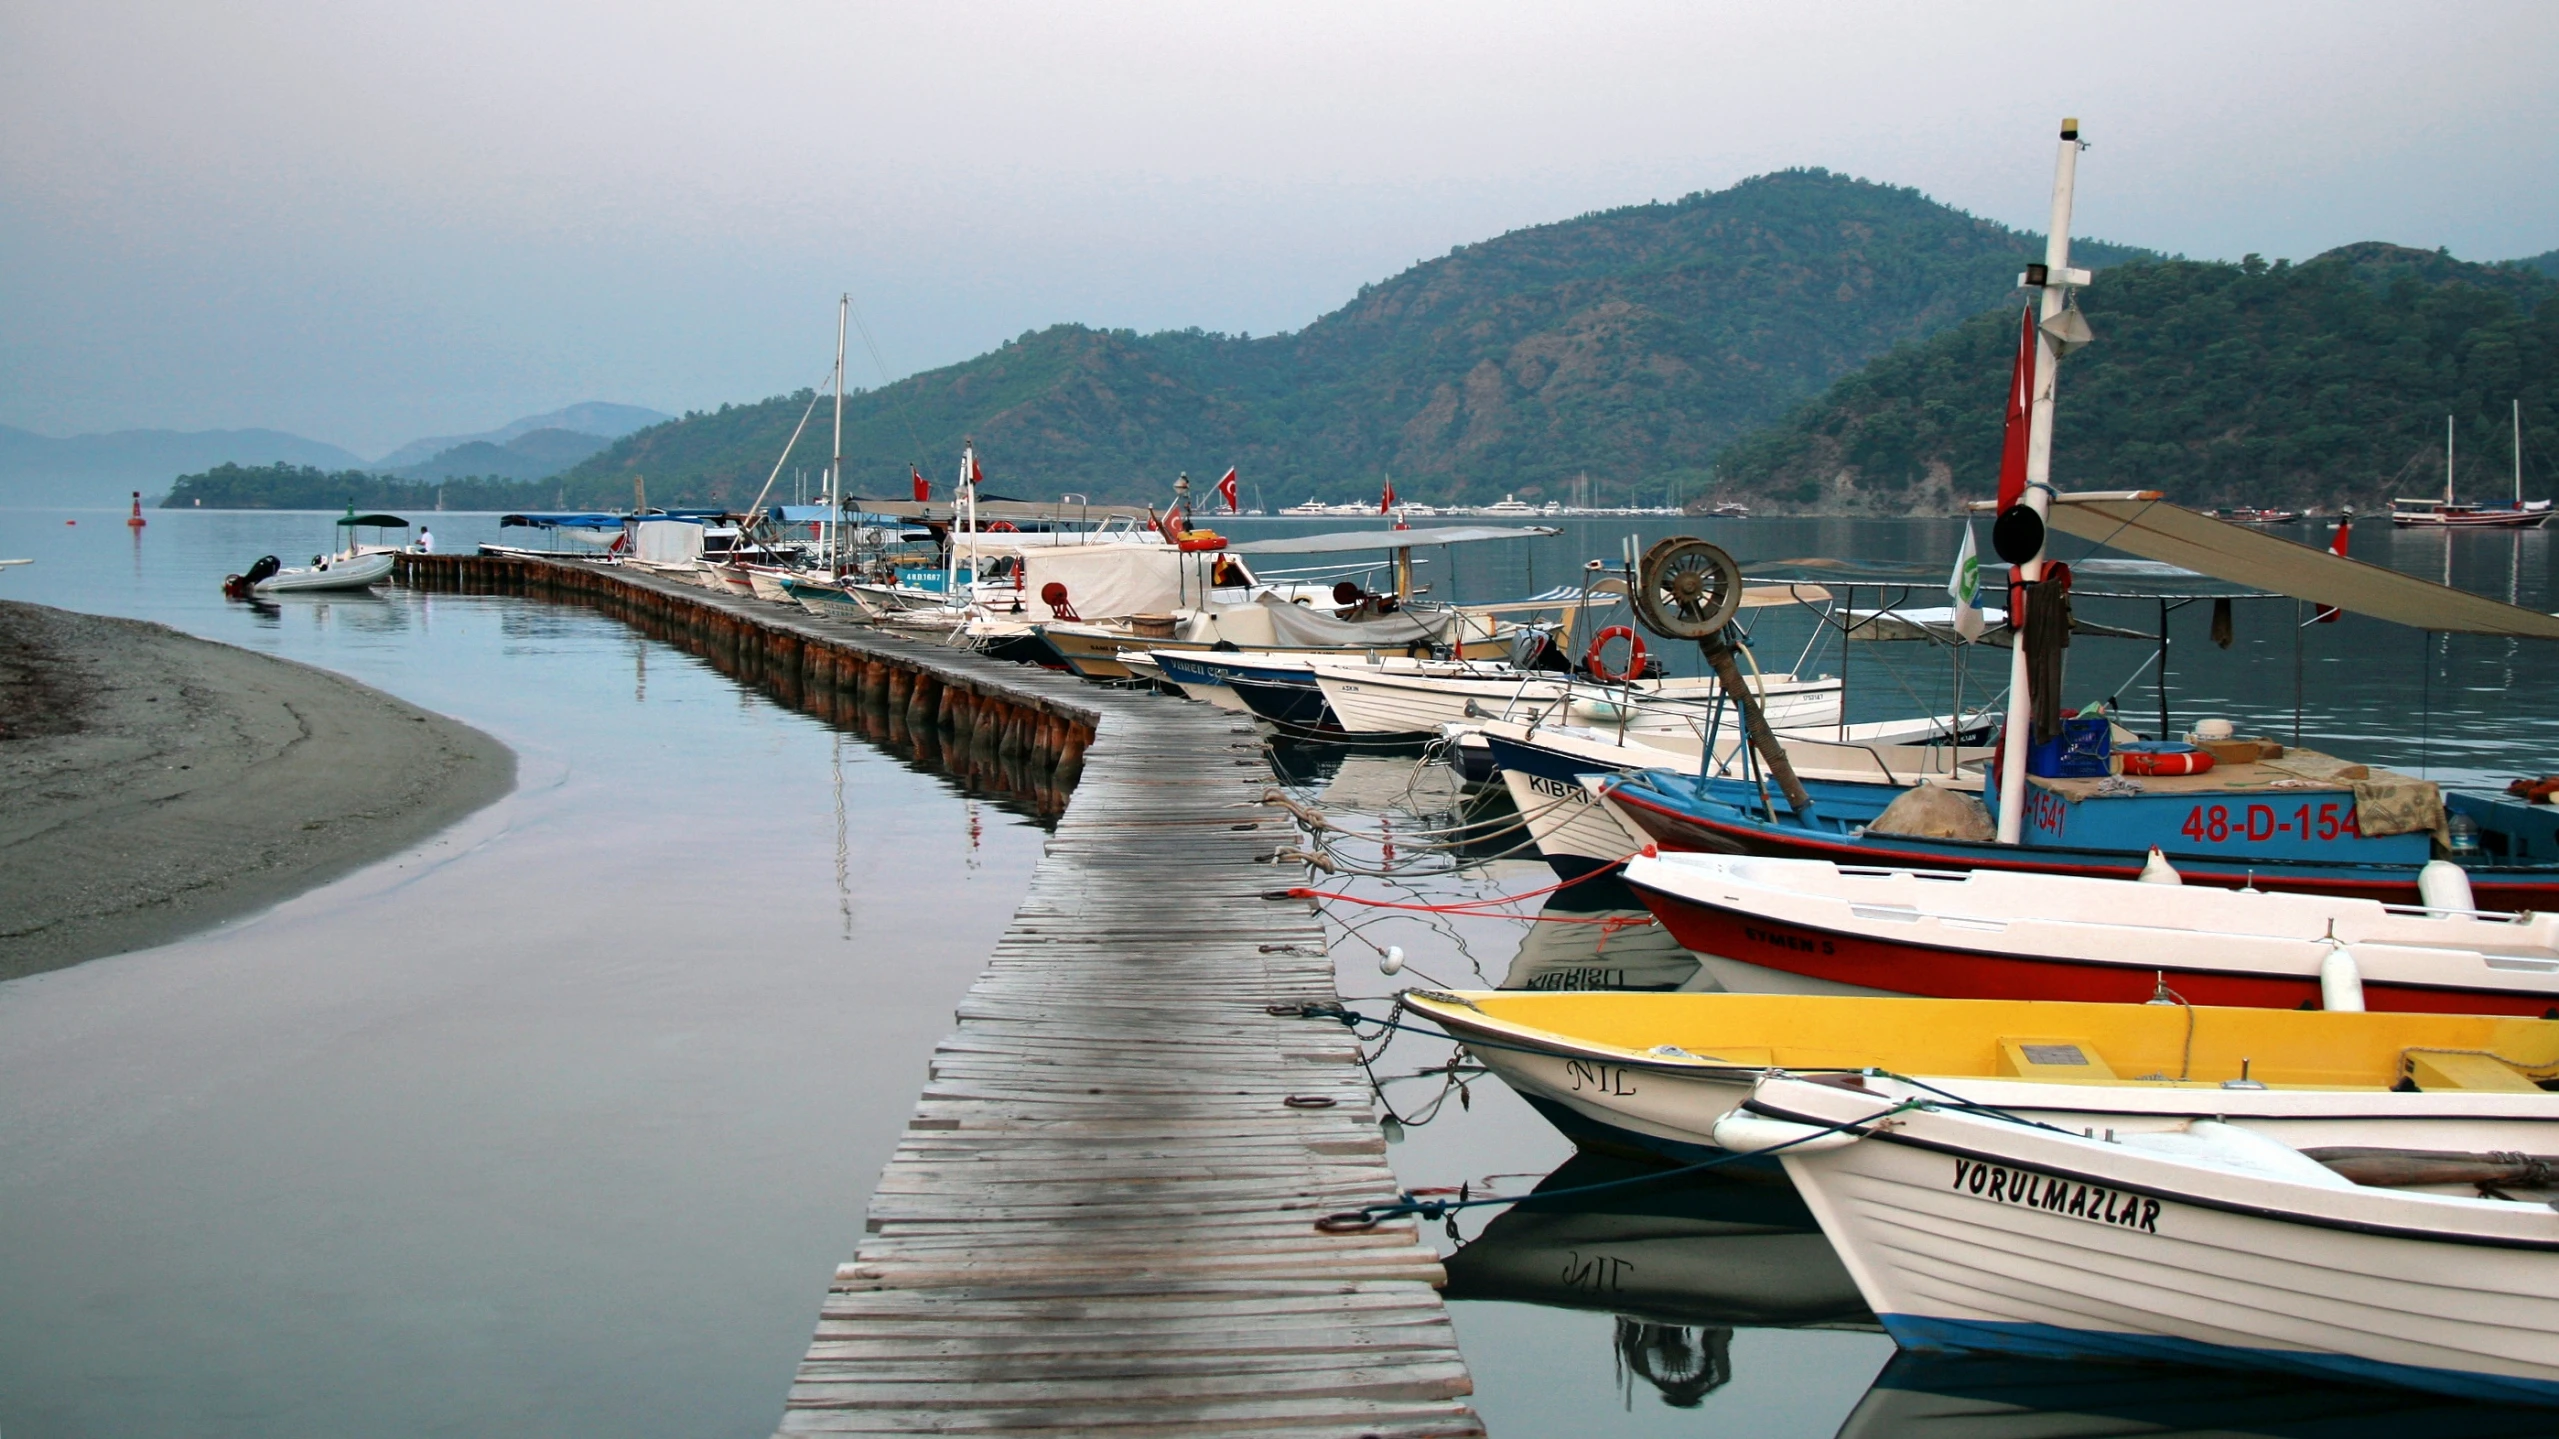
[986,520,1018,532]
[2118,748,2215,777]
[1585,625,1647,682]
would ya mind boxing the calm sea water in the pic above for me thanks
[5,504,2558,1436]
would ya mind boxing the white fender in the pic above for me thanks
[2418,860,2475,915]
[1710,1109,1863,1155]
[2318,943,2367,1012]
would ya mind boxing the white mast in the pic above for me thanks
[1994,118,2092,845]
[831,294,847,573]
[2516,399,2525,504]
[2447,414,2457,506]
[946,439,976,605]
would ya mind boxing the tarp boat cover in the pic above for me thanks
[2023,492,2559,640]
[634,519,706,563]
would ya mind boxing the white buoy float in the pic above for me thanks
[2418,859,2476,915]
[2319,943,2367,1011]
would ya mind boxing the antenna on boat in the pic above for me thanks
[1993,117,2093,846]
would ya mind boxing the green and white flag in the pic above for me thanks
[1947,521,1985,643]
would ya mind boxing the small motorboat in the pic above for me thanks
[1622,850,2559,1015]
[1398,989,2559,1162]
[1731,1067,2559,1404]
[223,549,396,597]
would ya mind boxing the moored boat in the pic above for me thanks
[1734,1067,2559,1404]
[1595,751,2559,911]
[1399,988,2559,1163]
[1622,850,2559,1014]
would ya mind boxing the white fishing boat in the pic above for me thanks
[1622,850,2559,1014]
[1398,989,2559,1165]
[782,575,881,622]
[1317,663,1844,738]
[1730,1067,2559,1404]
[1478,716,1995,880]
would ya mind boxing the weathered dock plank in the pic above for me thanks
[395,554,1481,1437]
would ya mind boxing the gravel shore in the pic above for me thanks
[0,600,514,979]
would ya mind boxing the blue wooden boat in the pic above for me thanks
[1596,764,2559,910]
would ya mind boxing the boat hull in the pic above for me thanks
[1628,869,2559,1016]
[1317,667,1840,739]
[1602,773,2559,911]
[1762,1079,2559,1406]
[252,551,395,593]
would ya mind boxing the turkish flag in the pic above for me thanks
[911,466,928,503]
[1216,467,1239,513]
[2316,516,2350,622]
[969,453,983,488]
[1997,305,2036,513]
[1379,478,1397,514]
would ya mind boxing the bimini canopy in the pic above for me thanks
[337,513,409,527]
[500,513,623,529]
[2022,492,2559,639]
[1226,525,1560,555]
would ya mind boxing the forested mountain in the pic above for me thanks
[552,171,2143,509]
[1714,244,2559,513]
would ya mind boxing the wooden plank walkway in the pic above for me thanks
[410,558,1484,1437]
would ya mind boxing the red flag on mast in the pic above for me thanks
[2315,516,2350,622]
[1379,477,1397,514]
[1215,467,1239,513]
[1996,306,2036,514]
[911,466,929,502]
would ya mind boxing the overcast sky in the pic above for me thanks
[5,1,2556,457]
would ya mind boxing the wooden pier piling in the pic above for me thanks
[394,553,1482,1437]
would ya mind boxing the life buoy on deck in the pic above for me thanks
[986,521,1018,532]
[1585,625,1647,683]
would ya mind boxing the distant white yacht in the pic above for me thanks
[1280,497,1329,516]
[1482,494,1539,517]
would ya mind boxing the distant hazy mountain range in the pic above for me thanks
[1,401,669,507]
[0,426,368,506]
[371,402,670,471]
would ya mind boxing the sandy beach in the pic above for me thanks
[0,600,515,980]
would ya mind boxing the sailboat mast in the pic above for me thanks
[1994,117,2089,846]
[831,294,848,573]
[2516,399,2524,505]
[2447,414,2456,506]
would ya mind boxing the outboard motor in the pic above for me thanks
[222,554,282,598]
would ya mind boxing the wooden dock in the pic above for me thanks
[400,556,1484,1437]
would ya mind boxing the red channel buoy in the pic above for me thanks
[127,491,146,529]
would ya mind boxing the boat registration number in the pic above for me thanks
[1526,774,1595,805]
[1953,1157,2159,1234]
[2176,800,2360,846]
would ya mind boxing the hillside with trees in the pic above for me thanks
[549,170,2143,510]
[1713,244,2559,513]
[161,463,555,512]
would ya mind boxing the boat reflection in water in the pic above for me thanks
[1841,1350,2559,1438]
[1443,1152,1873,1408]
[1499,878,1715,995]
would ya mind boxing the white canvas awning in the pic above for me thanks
[2009,492,2559,640]
[1226,525,1560,555]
